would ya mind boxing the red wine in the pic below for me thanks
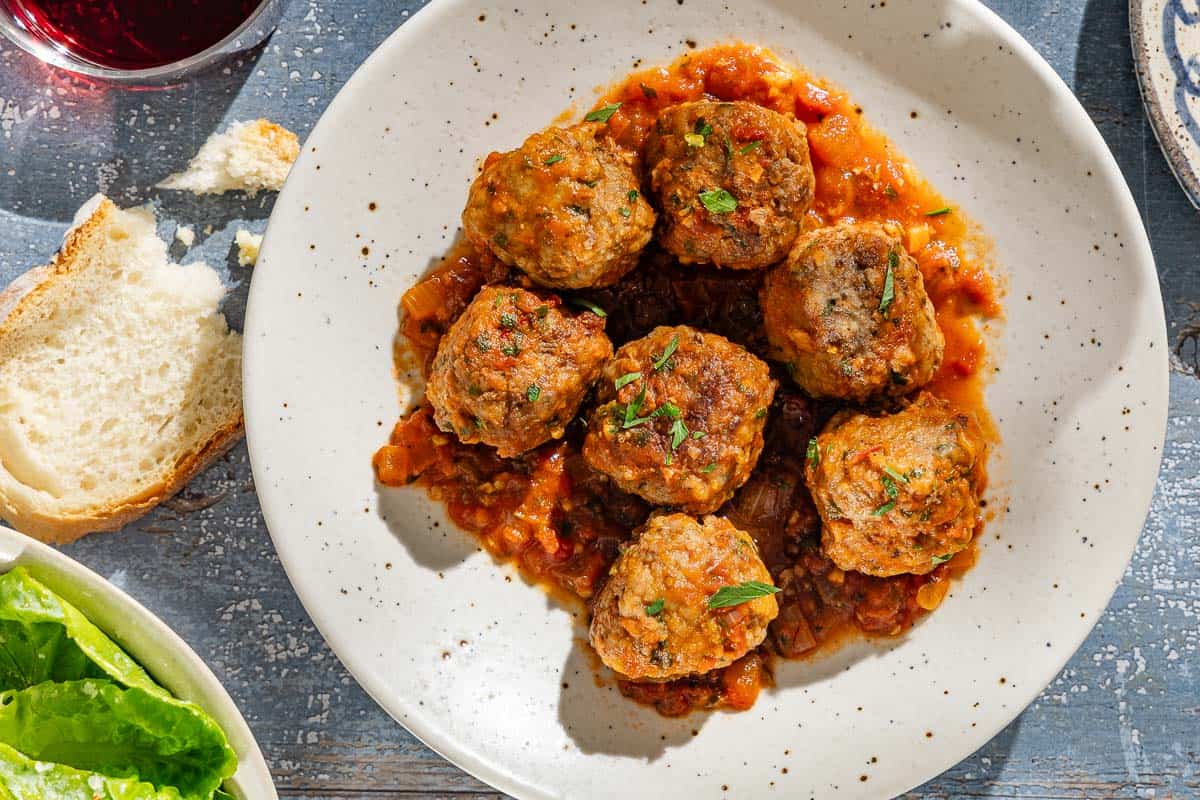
[2,0,262,70]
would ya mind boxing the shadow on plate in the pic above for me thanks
[375,484,479,571]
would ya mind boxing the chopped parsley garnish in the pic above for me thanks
[931,553,954,566]
[879,251,897,314]
[658,402,682,419]
[499,312,517,329]
[622,382,648,427]
[619,206,631,218]
[684,132,706,148]
[614,372,642,391]
[738,140,761,154]
[694,117,713,137]
[701,463,717,473]
[669,418,689,451]
[500,341,521,357]
[652,334,680,371]
[883,466,909,484]
[567,297,607,317]
[755,408,768,419]
[925,206,952,217]
[698,188,737,214]
[468,384,483,398]
[543,154,564,166]
[884,185,898,198]
[707,581,780,609]
[692,430,706,439]
[645,598,665,616]
[585,102,622,123]
[873,473,900,516]
[628,189,639,203]
[806,437,820,468]
[475,334,490,351]
[526,384,541,402]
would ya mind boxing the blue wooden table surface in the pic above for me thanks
[0,0,1196,796]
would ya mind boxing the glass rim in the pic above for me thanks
[0,0,277,83]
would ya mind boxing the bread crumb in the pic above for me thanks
[175,225,195,248]
[158,119,300,196]
[235,229,263,267]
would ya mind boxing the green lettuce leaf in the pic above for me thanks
[0,742,185,800]
[0,568,163,696]
[0,679,236,799]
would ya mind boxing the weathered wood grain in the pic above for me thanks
[0,0,1196,798]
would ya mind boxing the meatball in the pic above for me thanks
[761,222,944,401]
[644,101,815,270]
[590,513,779,680]
[426,286,612,456]
[582,325,776,513]
[462,123,655,289]
[805,392,987,577]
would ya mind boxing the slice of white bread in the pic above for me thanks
[0,195,243,543]
[157,119,300,196]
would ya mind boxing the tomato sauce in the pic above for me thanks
[374,44,1001,717]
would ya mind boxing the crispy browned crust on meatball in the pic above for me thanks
[805,392,986,577]
[461,123,655,289]
[589,513,779,680]
[643,101,814,270]
[760,222,944,401]
[426,286,612,456]
[582,325,776,513]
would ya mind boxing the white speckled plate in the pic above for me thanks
[244,1,1169,797]
[0,527,276,800]
[1132,0,1200,208]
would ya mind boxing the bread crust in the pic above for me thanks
[0,196,245,543]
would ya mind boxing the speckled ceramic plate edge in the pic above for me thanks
[0,526,277,800]
[1131,0,1200,208]
[244,1,1170,798]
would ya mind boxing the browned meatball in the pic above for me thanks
[804,392,987,577]
[582,325,775,513]
[589,513,779,680]
[761,222,944,401]
[644,101,814,270]
[461,123,655,289]
[426,286,612,456]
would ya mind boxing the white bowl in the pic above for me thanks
[244,0,1169,797]
[0,526,277,800]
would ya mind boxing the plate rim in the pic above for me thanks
[245,1,1170,797]
[1130,0,1200,209]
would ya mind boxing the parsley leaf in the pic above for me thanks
[931,553,954,566]
[652,334,680,371]
[669,418,689,450]
[526,384,541,402]
[879,251,897,314]
[567,297,607,317]
[883,466,909,484]
[628,189,639,203]
[622,382,648,427]
[645,598,665,616]
[707,581,780,609]
[701,463,717,473]
[806,437,820,468]
[585,102,622,123]
[543,154,564,166]
[693,117,713,137]
[699,188,737,214]
[499,312,518,329]
[738,140,761,154]
[614,372,642,391]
